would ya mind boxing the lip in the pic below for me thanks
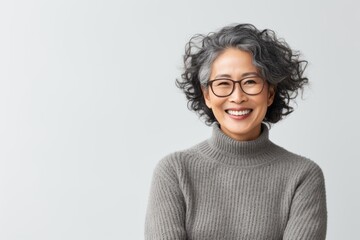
[225,108,252,120]
[225,107,252,111]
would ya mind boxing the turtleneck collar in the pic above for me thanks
[197,123,281,167]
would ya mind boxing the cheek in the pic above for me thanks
[254,95,272,114]
[254,93,267,103]
[208,97,226,117]
[210,96,226,109]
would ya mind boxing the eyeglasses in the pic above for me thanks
[207,76,265,97]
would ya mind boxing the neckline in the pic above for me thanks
[197,123,280,167]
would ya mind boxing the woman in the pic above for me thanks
[145,24,327,240]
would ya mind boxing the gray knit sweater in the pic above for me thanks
[145,124,327,240]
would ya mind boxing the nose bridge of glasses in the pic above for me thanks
[232,80,246,95]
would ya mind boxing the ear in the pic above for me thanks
[201,86,212,109]
[267,85,275,107]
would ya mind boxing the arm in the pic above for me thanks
[145,157,187,240]
[283,164,327,240]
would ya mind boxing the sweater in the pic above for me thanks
[144,124,327,240]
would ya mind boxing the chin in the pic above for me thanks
[220,118,262,141]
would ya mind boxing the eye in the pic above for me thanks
[213,79,232,87]
[243,78,260,85]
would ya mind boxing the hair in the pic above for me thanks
[176,23,309,126]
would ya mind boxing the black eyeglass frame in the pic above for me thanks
[207,77,266,97]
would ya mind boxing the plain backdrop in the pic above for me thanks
[0,0,359,239]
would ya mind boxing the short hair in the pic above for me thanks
[176,23,309,126]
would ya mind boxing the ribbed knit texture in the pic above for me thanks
[145,124,327,240]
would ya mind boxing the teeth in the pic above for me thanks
[227,109,251,116]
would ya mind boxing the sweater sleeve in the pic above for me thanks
[144,156,187,240]
[283,163,327,240]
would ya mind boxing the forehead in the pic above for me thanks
[211,48,259,78]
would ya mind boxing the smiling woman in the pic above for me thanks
[203,48,275,141]
[144,24,327,240]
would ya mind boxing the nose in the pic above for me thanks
[229,82,247,103]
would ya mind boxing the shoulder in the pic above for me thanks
[273,144,325,182]
[151,142,204,182]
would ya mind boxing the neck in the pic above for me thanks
[197,123,281,167]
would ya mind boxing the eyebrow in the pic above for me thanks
[214,72,260,79]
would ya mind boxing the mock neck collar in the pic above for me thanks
[197,123,280,167]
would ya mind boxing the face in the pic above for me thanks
[202,48,275,141]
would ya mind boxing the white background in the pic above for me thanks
[0,0,359,239]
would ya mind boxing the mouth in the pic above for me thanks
[225,109,252,116]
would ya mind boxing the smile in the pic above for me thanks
[226,109,252,116]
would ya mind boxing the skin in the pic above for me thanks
[202,48,275,141]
